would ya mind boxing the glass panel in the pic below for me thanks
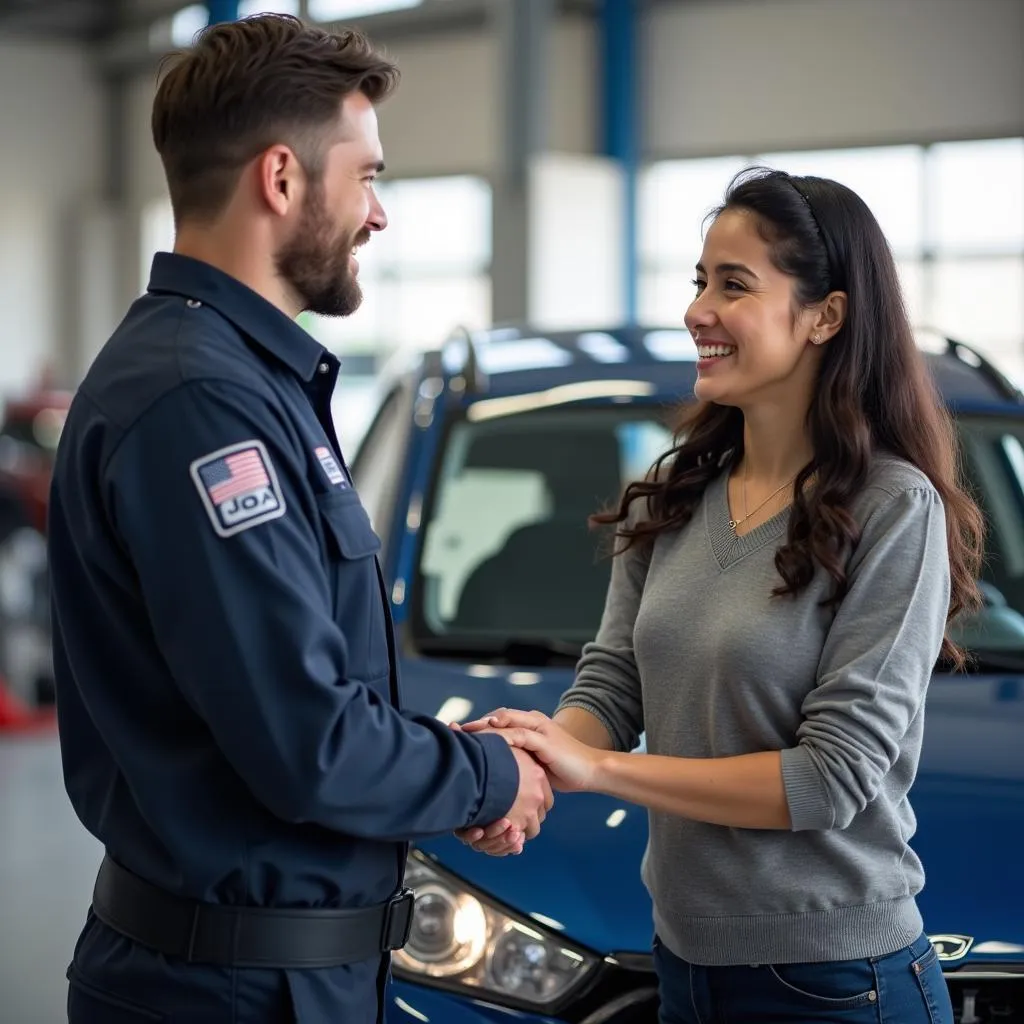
[390,275,491,352]
[758,145,924,256]
[930,257,1024,382]
[415,408,674,646]
[927,138,1024,254]
[896,259,926,329]
[953,415,1024,655]
[348,383,416,545]
[331,376,389,455]
[638,270,695,328]
[381,176,492,271]
[139,199,176,293]
[638,157,748,264]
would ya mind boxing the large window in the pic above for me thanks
[304,175,492,360]
[138,174,492,362]
[639,139,1024,383]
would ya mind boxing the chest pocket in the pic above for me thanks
[316,492,391,686]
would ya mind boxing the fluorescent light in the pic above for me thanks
[238,0,300,16]
[170,4,207,46]
[309,0,423,20]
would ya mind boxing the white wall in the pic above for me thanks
[646,0,1024,158]
[0,40,104,394]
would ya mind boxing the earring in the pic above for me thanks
[812,333,822,345]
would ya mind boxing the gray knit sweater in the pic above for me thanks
[557,456,951,965]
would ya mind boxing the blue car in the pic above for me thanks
[349,325,1024,1024]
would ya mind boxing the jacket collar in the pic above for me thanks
[147,251,337,383]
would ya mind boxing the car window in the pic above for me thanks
[413,406,673,649]
[951,413,1024,655]
[350,383,414,558]
[410,404,1024,661]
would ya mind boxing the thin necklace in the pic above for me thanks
[728,460,798,532]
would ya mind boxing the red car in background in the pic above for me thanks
[0,387,71,708]
[0,389,71,538]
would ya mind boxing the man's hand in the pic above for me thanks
[462,710,603,792]
[454,745,553,856]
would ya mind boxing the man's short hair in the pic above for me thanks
[151,14,399,225]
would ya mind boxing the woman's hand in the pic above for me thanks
[461,709,603,793]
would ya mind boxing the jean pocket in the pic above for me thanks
[68,966,166,1022]
[766,960,879,1010]
[910,944,954,1024]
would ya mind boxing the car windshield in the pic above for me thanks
[411,406,1024,666]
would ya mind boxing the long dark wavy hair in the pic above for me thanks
[594,166,984,669]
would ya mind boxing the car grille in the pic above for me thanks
[570,953,658,1024]
[944,964,1024,1024]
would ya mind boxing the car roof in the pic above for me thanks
[414,324,1023,411]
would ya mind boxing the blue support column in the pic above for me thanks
[600,0,639,325]
[207,0,240,25]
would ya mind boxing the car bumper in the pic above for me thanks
[388,980,563,1023]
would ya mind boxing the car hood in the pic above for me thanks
[399,656,1024,964]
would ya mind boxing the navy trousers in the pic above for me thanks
[66,911,386,1024]
[654,931,954,1024]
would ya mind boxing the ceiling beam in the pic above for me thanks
[94,0,597,77]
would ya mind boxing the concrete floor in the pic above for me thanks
[0,732,103,1024]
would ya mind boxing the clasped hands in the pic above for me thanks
[451,709,602,857]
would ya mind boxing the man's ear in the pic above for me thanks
[255,145,302,217]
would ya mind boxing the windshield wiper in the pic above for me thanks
[502,638,583,666]
[415,635,583,666]
[960,648,1024,673]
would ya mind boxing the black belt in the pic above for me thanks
[91,854,415,969]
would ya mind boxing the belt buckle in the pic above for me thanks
[381,888,416,952]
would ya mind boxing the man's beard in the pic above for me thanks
[275,181,366,318]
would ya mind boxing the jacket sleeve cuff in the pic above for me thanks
[467,732,521,827]
[780,745,835,831]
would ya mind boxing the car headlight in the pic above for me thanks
[393,849,599,1008]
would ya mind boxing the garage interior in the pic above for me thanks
[0,1,1022,1022]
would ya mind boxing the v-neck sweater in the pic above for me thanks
[558,455,951,965]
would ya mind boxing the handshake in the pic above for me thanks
[450,708,601,857]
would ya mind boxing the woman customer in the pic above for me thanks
[459,166,983,1024]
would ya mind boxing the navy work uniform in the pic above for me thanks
[48,252,520,1024]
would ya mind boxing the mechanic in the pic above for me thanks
[47,14,551,1024]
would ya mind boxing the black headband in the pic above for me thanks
[787,178,826,240]
[786,177,835,286]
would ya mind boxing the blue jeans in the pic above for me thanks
[654,932,954,1024]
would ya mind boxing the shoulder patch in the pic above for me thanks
[190,440,286,538]
[314,445,348,487]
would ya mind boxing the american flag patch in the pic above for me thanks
[189,440,286,537]
[314,445,347,487]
